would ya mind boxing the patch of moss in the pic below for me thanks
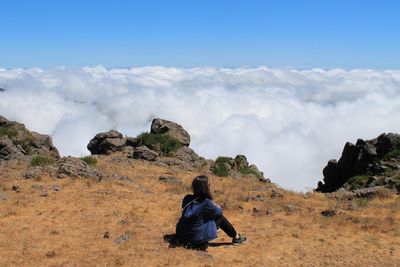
[30,155,54,167]
[80,156,97,166]
[346,175,369,190]
[211,156,232,177]
[382,148,400,160]
[131,132,182,156]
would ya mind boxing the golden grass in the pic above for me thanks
[0,156,399,266]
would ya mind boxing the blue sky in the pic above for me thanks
[1,0,399,69]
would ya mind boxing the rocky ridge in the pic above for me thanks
[317,133,400,193]
[87,118,268,181]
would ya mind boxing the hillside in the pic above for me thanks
[0,155,399,266]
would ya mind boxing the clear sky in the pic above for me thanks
[1,0,399,69]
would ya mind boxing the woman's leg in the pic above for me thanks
[214,215,237,238]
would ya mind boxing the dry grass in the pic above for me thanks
[0,156,399,266]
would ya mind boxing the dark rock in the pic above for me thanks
[131,146,158,161]
[103,231,110,239]
[114,232,132,245]
[11,185,21,193]
[252,207,260,214]
[58,156,103,181]
[150,118,191,146]
[376,133,400,156]
[321,209,336,217]
[259,177,271,183]
[270,189,283,198]
[87,130,125,155]
[317,133,400,193]
[0,88,6,92]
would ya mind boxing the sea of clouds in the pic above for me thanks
[1,66,400,190]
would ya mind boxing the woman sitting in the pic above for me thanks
[175,175,247,249]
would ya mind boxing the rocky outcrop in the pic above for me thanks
[87,130,126,155]
[0,115,59,160]
[211,154,270,182]
[131,146,158,161]
[317,133,400,193]
[86,118,268,179]
[150,118,190,146]
[58,157,103,181]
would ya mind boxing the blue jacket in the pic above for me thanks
[176,194,223,244]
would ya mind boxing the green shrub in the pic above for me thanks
[21,143,33,155]
[80,156,97,166]
[0,126,18,138]
[239,166,262,179]
[383,148,400,160]
[30,155,54,167]
[211,156,232,177]
[131,132,182,156]
[346,175,369,190]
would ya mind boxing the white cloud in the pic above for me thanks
[1,66,400,191]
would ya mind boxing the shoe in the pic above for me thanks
[232,234,247,245]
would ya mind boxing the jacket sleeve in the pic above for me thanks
[202,199,223,219]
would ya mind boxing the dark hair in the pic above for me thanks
[191,175,213,200]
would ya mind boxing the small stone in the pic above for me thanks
[117,220,129,225]
[49,230,60,235]
[45,250,56,258]
[159,175,182,184]
[40,189,49,197]
[0,193,8,201]
[114,232,132,245]
[271,189,283,198]
[24,168,42,179]
[51,185,63,192]
[103,231,110,239]
[11,185,21,193]
[31,184,44,191]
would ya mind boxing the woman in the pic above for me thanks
[176,175,247,248]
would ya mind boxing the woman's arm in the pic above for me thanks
[202,199,223,219]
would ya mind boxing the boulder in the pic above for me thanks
[0,115,59,160]
[150,118,190,146]
[317,133,400,193]
[87,130,125,155]
[376,133,400,156]
[58,156,103,181]
[234,155,249,170]
[131,146,158,161]
[0,137,21,160]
